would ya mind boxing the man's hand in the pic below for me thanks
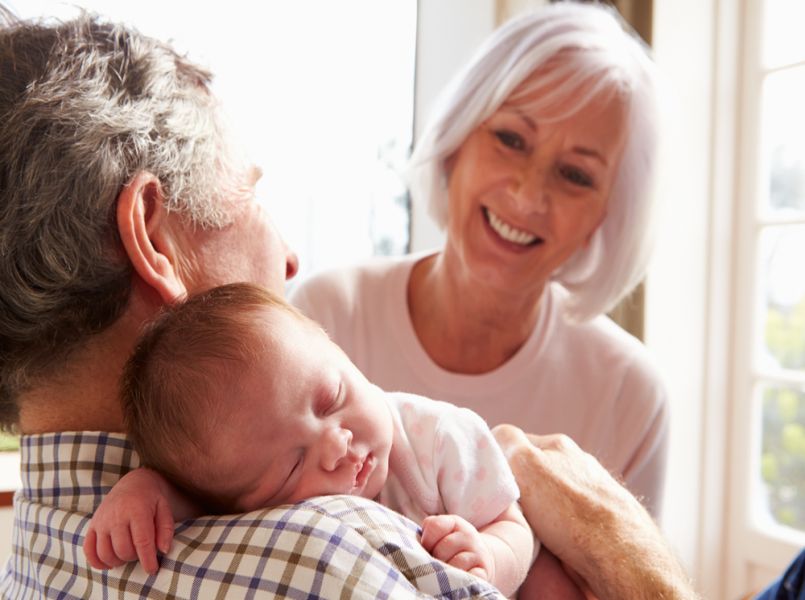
[493,424,699,600]
[420,514,495,582]
[83,468,175,575]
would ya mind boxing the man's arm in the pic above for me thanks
[493,424,700,600]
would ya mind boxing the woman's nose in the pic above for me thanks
[511,167,548,214]
[320,427,352,472]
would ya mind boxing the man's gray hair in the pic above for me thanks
[0,13,241,427]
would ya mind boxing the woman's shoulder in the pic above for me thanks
[293,254,411,299]
[290,251,433,315]
[547,283,648,355]
[546,284,665,391]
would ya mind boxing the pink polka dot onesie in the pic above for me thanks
[379,392,522,533]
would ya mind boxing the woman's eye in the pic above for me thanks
[494,130,526,151]
[559,165,594,188]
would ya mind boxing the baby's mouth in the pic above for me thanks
[353,454,374,490]
[483,207,542,246]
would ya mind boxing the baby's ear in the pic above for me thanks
[116,171,187,303]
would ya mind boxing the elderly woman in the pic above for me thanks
[292,1,667,518]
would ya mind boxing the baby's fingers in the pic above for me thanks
[129,519,159,575]
[94,529,126,569]
[448,550,484,575]
[468,564,490,582]
[110,524,138,564]
[83,528,109,570]
[420,515,456,551]
[154,496,175,556]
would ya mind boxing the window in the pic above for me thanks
[13,0,416,286]
[731,0,805,593]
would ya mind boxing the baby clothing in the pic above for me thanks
[380,392,520,530]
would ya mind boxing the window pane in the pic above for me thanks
[14,0,416,284]
[763,0,805,67]
[761,67,805,217]
[761,384,805,530]
[760,226,805,371]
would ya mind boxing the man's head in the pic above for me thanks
[0,14,297,428]
[122,283,393,514]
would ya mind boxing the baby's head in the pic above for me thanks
[121,282,393,513]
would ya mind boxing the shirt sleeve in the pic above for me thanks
[432,406,521,528]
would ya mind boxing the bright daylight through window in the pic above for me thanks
[755,0,805,534]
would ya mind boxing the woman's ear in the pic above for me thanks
[117,172,187,303]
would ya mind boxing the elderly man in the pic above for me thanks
[0,11,503,598]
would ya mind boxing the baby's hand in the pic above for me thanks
[420,514,494,582]
[83,468,175,575]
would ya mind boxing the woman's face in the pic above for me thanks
[443,66,628,298]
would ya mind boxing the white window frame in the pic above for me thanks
[647,0,737,598]
[650,1,805,597]
[726,1,805,597]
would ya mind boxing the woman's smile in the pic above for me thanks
[483,206,543,247]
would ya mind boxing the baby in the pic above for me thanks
[83,283,574,597]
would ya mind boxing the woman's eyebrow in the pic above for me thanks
[571,145,608,166]
[516,112,538,132]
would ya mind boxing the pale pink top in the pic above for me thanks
[381,391,519,528]
[291,251,669,517]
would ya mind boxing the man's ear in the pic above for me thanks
[117,172,187,303]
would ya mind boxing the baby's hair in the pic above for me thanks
[121,282,313,512]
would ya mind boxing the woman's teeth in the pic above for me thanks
[486,209,539,245]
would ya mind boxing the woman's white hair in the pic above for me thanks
[407,1,661,321]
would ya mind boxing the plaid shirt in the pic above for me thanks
[0,432,504,599]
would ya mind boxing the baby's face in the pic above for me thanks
[211,308,394,512]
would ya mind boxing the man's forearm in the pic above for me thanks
[493,425,700,600]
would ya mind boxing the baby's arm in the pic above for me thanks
[420,501,532,598]
[83,467,202,574]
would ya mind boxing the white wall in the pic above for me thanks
[410,0,496,252]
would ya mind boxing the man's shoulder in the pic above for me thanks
[7,491,504,599]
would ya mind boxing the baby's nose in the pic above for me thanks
[320,427,353,472]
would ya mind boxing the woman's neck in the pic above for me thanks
[407,251,545,374]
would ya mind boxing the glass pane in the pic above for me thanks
[760,226,805,371]
[763,0,805,67]
[761,384,805,530]
[15,0,416,285]
[761,67,805,217]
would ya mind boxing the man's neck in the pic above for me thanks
[17,315,142,435]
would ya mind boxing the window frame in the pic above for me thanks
[726,0,805,596]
